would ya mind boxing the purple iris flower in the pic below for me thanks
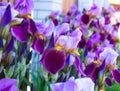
[50,77,94,91]
[14,0,34,15]
[0,78,19,91]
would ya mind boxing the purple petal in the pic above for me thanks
[43,48,66,74]
[11,19,28,42]
[0,5,11,29]
[55,23,69,37]
[91,67,99,81]
[75,54,85,76]
[112,69,120,84]
[51,83,64,91]
[32,38,45,54]
[43,22,54,37]
[48,32,54,49]
[28,18,37,35]
[84,62,97,76]
[14,0,34,15]
[0,78,18,91]
[84,46,88,58]
[105,77,112,87]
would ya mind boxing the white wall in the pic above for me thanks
[33,0,62,22]
[78,0,110,11]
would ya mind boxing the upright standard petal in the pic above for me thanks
[55,29,82,51]
[42,48,66,74]
[14,0,34,15]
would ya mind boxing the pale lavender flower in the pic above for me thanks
[51,77,94,91]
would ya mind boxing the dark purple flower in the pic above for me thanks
[14,0,34,15]
[42,48,66,74]
[81,13,90,25]
[11,19,28,42]
[0,78,19,91]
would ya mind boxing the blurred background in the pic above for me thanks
[1,0,120,22]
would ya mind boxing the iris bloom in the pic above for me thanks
[0,78,19,91]
[41,28,82,74]
[50,76,94,91]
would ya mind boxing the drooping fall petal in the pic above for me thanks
[42,48,66,74]
[11,19,28,42]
